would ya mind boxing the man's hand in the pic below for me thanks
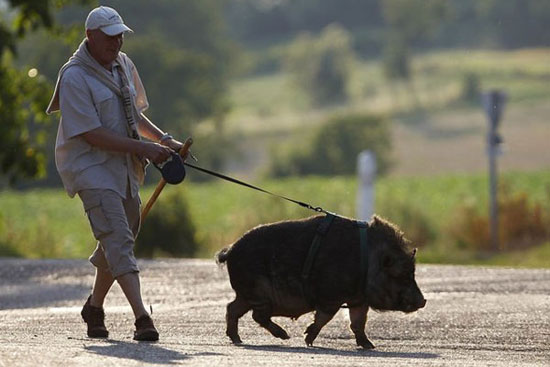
[139,142,172,164]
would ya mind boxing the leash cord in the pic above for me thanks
[183,162,329,215]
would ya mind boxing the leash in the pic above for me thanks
[183,161,332,215]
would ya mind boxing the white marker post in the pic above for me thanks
[357,150,377,221]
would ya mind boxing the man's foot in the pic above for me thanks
[81,296,109,338]
[134,315,159,341]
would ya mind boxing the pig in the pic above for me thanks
[216,214,426,349]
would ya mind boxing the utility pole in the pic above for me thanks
[482,90,506,252]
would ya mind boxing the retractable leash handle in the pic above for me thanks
[141,137,193,222]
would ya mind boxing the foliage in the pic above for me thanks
[381,0,449,82]
[0,63,52,184]
[284,23,355,106]
[460,72,481,103]
[225,0,550,52]
[135,190,198,258]
[447,184,550,252]
[1,171,550,266]
[377,202,435,248]
[471,0,550,48]
[0,0,93,185]
[108,0,234,134]
[184,127,239,182]
[123,35,228,135]
[224,0,383,46]
[382,35,410,80]
[268,113,392,177]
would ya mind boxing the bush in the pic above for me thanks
[460,72,481,103]
[377,203,436,248]
[447,185,549,252]
[268,113,392,177]
[136,190,198,258]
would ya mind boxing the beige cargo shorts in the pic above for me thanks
[78,188,141,278]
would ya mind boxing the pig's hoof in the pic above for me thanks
[274,329,290,340]
[358,339,375,349]
[229,335,242,344]
[304,333,317,347]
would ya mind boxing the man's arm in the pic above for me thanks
[81,127,172,164]
[137,113,183,152]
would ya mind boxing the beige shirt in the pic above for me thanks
[55,57,148,198]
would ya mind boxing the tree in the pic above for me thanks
[0,0,92,185]
[285,23,356,106]
[268,113,392,177]
[108,0,234,134]
[381,0,449,81]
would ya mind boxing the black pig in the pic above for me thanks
[216,214,426,349]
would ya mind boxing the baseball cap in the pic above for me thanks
[85,6,133,36]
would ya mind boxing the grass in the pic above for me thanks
[1,170,549,268]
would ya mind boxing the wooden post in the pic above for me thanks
[482,91,506,251]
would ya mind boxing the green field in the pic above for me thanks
[223,48,550,178]
[1,48,549,268]
[1,170,549,267]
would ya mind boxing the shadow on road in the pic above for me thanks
[240,344,439,359]
[84,340,197,365]
[0,284,88,310]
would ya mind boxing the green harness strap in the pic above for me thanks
[301,215,370,307]
[301,213,335,306]
[357,220,369,297]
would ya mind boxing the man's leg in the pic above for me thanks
[90,266,115,307]
[116,272,148,318]
[80,188,158,341]
[81,257,112,338]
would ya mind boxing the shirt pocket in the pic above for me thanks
[83,195,113,240]
[85,76,120,130]
[90,85,114,111]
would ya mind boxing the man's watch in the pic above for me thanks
[159,133,173,143]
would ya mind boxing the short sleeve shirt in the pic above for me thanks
[55,57,147,198]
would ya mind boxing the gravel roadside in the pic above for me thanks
[0,258,549,366]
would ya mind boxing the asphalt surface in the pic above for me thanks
[0,258,549,366]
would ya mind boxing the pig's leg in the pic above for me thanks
[349,305,375,349]
[251,304,290,340]
[226,295,251,344]
[304,307,338,346]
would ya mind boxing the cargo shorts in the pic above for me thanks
[78,188,141,278]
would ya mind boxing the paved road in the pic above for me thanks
[0,259,549,366]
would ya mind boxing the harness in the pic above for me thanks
[301,214,370,307]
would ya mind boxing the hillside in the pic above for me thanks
[221,48,550,177]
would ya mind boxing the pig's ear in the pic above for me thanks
[411,248,417,259]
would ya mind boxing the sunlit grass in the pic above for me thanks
[1,170,548,267]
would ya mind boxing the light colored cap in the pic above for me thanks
[85,6,133,36]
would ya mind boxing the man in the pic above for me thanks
[46,6,183,341]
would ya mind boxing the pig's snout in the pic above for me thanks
[418,298,427,309]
